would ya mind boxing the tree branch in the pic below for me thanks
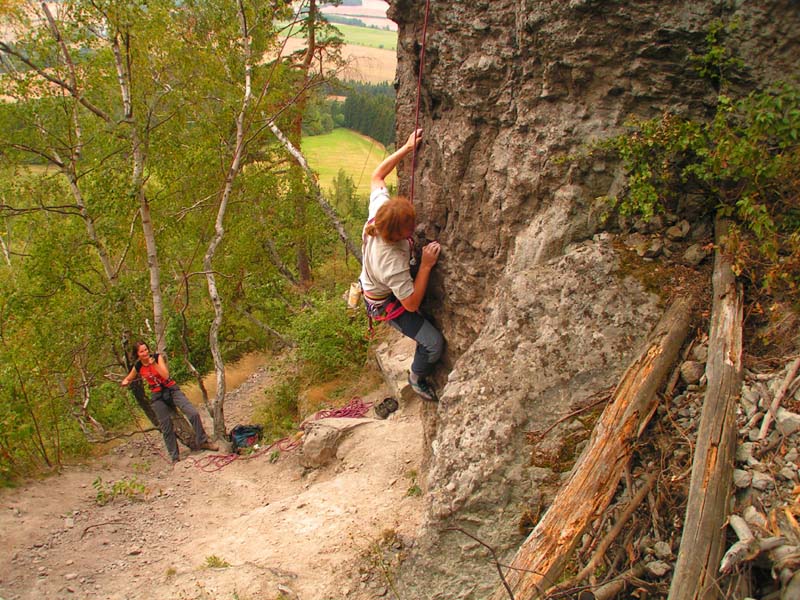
[268,121,362,262]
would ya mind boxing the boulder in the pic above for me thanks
[299,418,373,468]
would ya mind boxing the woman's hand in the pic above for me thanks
[404,129,422,151]
[372,129,423,189]
[420,241,441,269]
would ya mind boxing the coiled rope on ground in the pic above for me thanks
[188,396,374,473]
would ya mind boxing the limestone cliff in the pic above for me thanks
[383,1,800,597]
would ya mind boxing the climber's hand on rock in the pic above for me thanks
[421,241,441,268]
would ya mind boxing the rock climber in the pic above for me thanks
[360,129,444,401]
[121,341,218,463]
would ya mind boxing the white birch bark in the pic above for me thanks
[110,30,166,353]
[202,0,255,438]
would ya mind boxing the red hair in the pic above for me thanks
[365,196,416,242]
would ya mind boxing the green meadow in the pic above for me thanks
[331,23,397,51]
[282,22,396,51]
[302,128,394,197]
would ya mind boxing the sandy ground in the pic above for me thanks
[0,359,425,600]
[280,38,396,85]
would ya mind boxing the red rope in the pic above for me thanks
[409,0,432,205]
[300,396,374,427]
[189,396,374,473]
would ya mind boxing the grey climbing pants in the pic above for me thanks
[151,386,209,461]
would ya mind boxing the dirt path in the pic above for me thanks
[0,362,425,600]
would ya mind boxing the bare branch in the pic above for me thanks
[0,203,83,217]
[6,143,64,168]
[268,121,361,262]
[443,527,518,600]
[0,42,112,123]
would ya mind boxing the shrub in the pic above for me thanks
[254,377,301,442]
[605,83,800,296]
[290,293,368,379]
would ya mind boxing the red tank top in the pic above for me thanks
[136,354,176,392]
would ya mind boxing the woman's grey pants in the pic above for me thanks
[387,311,444,378]
[151,386,209,461]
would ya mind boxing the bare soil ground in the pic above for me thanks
[0,362,424,600]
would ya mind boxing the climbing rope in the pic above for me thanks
[188,396,374,473]
[409,0,432,206]
[299,396,374,426]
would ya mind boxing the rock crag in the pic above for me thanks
[384,1,800,597]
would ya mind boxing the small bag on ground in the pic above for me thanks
[229,424,264,453]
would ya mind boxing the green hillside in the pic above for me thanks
[331,23,397,51]
[282,21,396,51]
[302,128,395,197]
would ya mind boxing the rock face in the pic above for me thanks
[383,1,800,597]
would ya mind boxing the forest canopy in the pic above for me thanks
[0,0,372,483]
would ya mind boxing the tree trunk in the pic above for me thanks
[668,218,744,600]
[491,295,695,600]
[290,0,317,286]
[202,0,256,441]
[291,171,313,285]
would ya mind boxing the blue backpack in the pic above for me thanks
[229,424,263,453]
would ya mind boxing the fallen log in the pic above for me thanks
[668,218,744,600]
[490,294,695,600]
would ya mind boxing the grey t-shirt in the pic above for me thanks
[360,188,414,304]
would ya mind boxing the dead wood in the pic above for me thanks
[87,427,159,444]
[592,562,647,600]
[489,294,695,600]
[758,357,800,441]
[548,471,658,596]
[669,218,744,600]
[80,520,128,539]
[719,515,760,574]
[443,527,515,599]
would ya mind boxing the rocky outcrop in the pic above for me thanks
[384,1,800,597]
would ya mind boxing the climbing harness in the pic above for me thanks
[364,294,407,339]
[409,0,432,206]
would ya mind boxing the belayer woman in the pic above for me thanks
[121,341,218,462]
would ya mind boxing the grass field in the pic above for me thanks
[302,128,395,197]
[282,20,396,51]
[329,23,396,51]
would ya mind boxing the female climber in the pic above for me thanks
[360,129,444,401]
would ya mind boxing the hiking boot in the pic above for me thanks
[408,375,438,402]
[200,441,219,451]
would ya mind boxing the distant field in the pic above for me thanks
[279,17,397,84]
[280,38,395,84]
[302,128,394,197]
[329,23,396,51]
[320,0,397,31]
[280,19,396,50]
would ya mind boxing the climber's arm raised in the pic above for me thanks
[371,129,422,190]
